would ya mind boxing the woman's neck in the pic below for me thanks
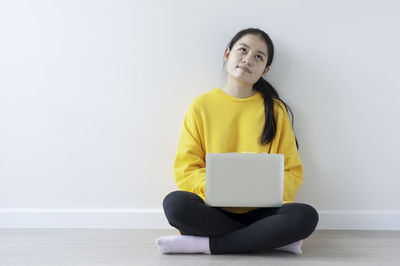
[221,77,255,99]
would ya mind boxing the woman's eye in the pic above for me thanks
[239,48,263,61]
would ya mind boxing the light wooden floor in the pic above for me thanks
[0,229,399,266]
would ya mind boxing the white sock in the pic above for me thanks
[273,239,303,255]
[155,235,302,255]
[155,235,211,254]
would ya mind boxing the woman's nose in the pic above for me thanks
[242,55,253,65]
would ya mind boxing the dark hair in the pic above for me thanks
[222,28,299,150]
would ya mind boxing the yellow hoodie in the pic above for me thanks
[173,87,303,216]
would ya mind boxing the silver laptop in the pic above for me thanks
[205,152,284,207]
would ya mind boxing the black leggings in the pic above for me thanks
[162,190,319,254]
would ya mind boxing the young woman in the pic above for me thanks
[156,28,319,255]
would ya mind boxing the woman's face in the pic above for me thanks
[224,34,270,85]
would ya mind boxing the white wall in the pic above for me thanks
[1,0,399,229]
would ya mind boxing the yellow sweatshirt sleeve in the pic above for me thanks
[173,102,206,202]
[271,100,304,203]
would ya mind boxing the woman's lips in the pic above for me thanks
[238,66,250,73]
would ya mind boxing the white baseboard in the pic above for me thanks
[0,209,399,230]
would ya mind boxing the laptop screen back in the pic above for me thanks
[205,152,284,207]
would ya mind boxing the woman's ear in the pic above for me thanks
[262,66,270,76]
[224,48,230,62]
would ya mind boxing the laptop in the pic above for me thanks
[205,152,284,207]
